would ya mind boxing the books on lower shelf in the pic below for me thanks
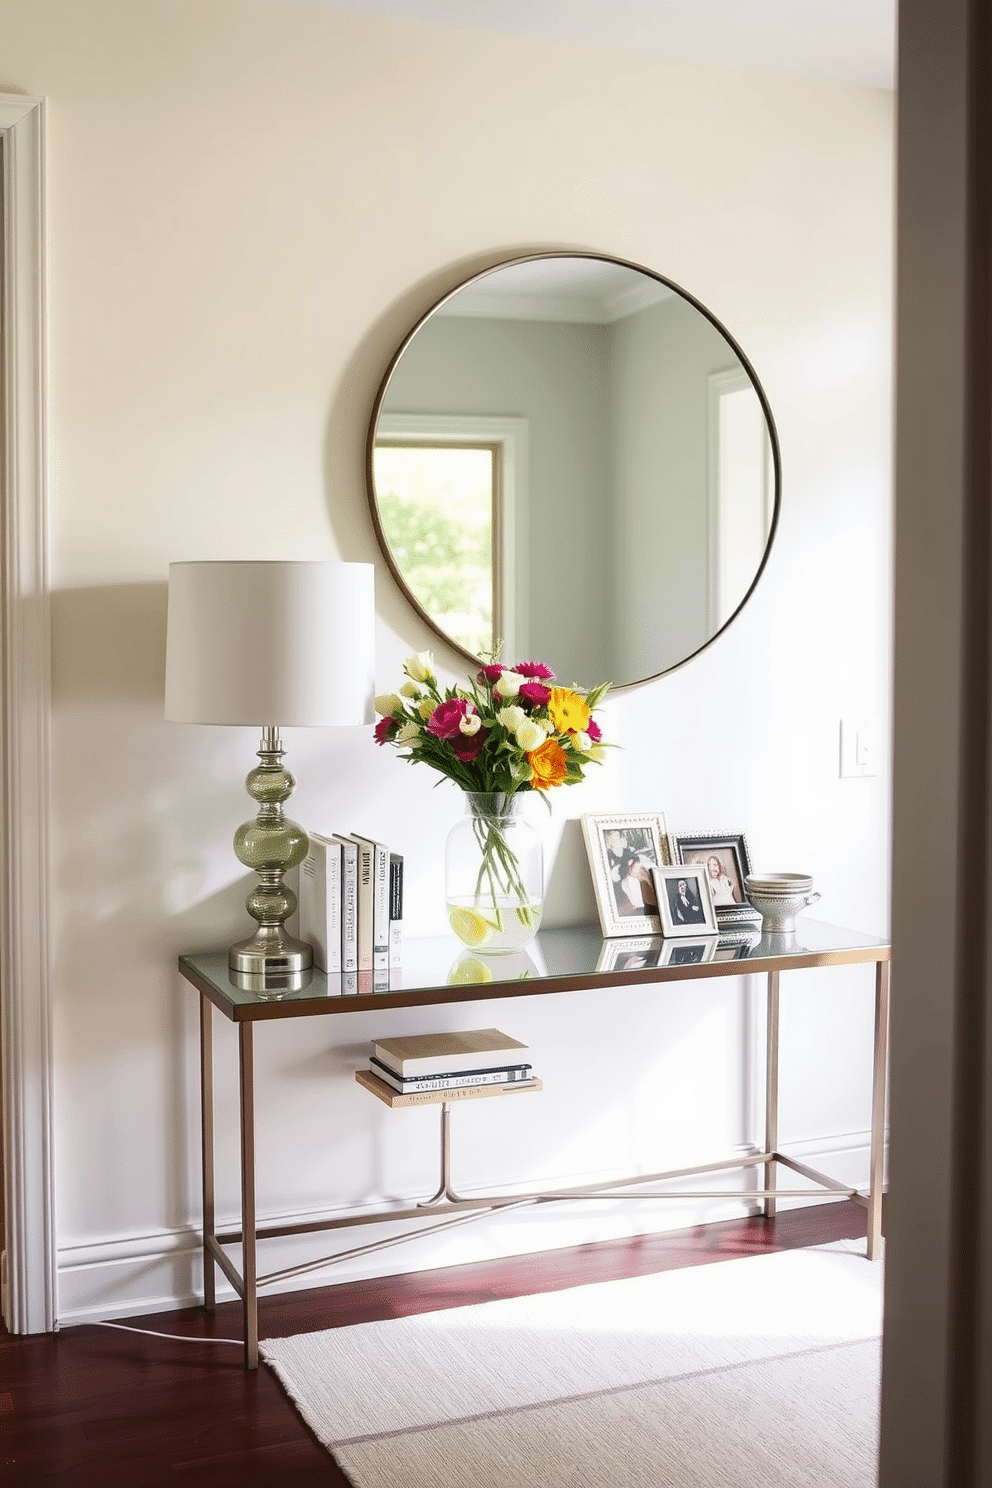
[355,1068,543,1108]
[368,1056,534,1094]
[299,829,401,976]
[372,1028,529,1077]
[361,1028,538,1105]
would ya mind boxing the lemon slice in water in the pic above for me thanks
[448,906,496,947]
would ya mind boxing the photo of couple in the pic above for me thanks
[583,813,673,937]
[603,828,661,919]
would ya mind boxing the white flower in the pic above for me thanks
[404,651,434,683]
[459,713,482,736]
[396,721,421,744]
[574,731,592,753]
[497,705,526,732]
[496,669,522,698]
[515,719,545,752]
[375,692,403,717]
[540,716,556,735]
[418,698,436,721]
[399,681,420,699]
[587,744,607,763]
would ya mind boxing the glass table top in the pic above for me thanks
[179,919,890,1022]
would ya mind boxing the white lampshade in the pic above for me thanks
[165,560,375,727]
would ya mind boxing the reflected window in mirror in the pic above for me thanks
[367,253,780,689]
[373,438,497,658]
[372,412,531,661]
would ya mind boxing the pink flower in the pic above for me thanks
[514,661,556,680]
[427,697,474,740]
[518,681,551,707]
[374,716,398,745]
[478,663,504,683]
[587,717,602,742]
[451,726,489,762]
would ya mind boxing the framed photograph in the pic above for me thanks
[671,830,761,926]
[659,936,718,967]
[595,936,666,973]
[651,864,720,938]
[582,812,672,937]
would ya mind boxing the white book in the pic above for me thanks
[368,1059,534,1094]
[350,833,390,972]
[299,833,342,974]
[330,834,359,973]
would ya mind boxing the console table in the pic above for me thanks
[179,918,890,1370]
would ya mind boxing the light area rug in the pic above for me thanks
[260,1239,882,1488]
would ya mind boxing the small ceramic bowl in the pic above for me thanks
[744,873,820,933]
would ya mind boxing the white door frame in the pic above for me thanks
[0,93,56,1334]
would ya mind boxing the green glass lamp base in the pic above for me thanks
[229,726,314,994]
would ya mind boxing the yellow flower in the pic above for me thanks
[527,738,569,790]
[547,688,590,734]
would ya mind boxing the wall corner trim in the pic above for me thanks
[0,92,56,1334]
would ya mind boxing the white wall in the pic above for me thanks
[0,0,893,1321]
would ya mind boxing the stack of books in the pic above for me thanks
[356,1029,541,1106]
[299,831,403,977]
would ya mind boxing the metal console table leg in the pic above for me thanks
[239,1023,258,1370]
[199,996,216,1312]
[763,969,780,1220]
[867,959,890,1259]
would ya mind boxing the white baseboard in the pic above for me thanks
[56,1129,885,1326]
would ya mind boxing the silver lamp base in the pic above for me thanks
[229,927,312,974]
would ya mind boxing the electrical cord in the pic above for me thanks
[95,1321,242,1345]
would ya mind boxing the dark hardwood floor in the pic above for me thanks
[1,1201,871,1486]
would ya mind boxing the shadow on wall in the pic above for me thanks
[48,581,257,971]
[545,816,599,928]
[321,243,555,668]
[50,581,169,703]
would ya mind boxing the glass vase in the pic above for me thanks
[445,792,543,954]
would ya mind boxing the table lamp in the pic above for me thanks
[165,560,375,984]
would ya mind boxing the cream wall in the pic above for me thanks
[0,0,894,1320]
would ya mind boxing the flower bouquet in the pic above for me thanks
[375,653,610,951]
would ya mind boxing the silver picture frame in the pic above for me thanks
[582,812,672,937]
[651,863,720,938]
[670,829,761,925]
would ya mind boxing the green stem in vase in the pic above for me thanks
[471,812,535,927]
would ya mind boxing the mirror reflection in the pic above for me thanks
[368,254,779,687]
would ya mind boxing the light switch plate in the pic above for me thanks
[840,718,877,777]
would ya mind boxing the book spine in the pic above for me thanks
[372,1050,528,1077]
[369,1078,537,1107]
[299,836,341,973]
[369,1058,533,1093]
[372,842,389,971]
[353,837,375,971]
[325,840,342,973]
[337,839,358,973]
[389,853,403,967]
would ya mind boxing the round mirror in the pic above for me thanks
[366,253,780,689]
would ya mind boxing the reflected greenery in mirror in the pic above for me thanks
[367,253,780,688]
